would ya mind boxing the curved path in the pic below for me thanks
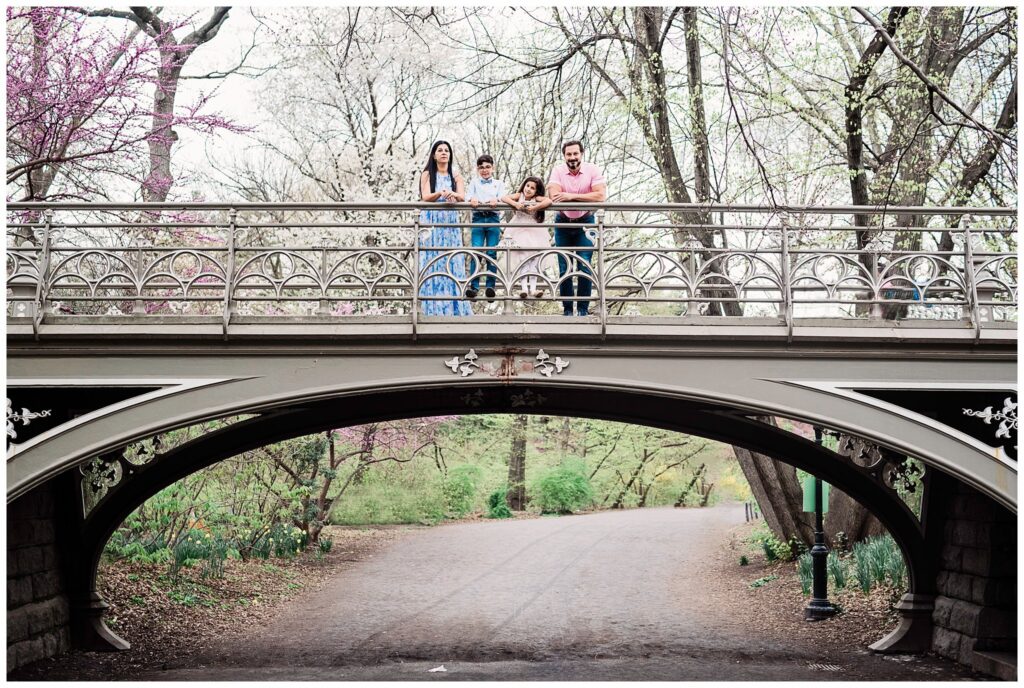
[151,505,974,680]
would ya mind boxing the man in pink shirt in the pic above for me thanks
[547,140,607,316]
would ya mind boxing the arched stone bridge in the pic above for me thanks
[6,203,1017,677]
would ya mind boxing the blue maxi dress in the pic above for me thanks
[419,173,471,316]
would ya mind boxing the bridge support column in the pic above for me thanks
[869,593,935,653]
[932,483,1016,678]
[70,592,129,652]
[6,482,71,671]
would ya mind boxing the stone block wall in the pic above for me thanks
[7,483,71,672]
[931,481,1016,675]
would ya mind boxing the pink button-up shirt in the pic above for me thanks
[547,162,606,220]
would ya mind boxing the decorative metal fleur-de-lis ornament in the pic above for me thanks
[7,398,52,440]
[963,397,1018,441]
[444,349,480,377]
[535,349,569,377]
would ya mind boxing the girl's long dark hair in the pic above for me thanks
[423,140,457,194]
[518,176,546,223]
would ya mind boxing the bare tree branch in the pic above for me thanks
[853,6,1016,152]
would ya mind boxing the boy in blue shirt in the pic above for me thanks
[465,154,506,301]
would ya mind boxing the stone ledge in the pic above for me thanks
[971,650,1017,681]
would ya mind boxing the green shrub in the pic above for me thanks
[318,536,333,554]
[739,555,749,566]
[827,550,848,589]
[170,530,210,579]
[761,534,793,562]
[745,523,796,562]
[201,535,231,579]
[486,487,513,519]
[854,541,874,592]
[443,464,483,517]
[531,460,593,514]
[267,523,307,558]
[851,535,906,593]
[797,552,813,595]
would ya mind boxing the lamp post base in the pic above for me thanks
[805,597,837,621]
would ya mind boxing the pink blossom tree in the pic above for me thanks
[6,6,234,202]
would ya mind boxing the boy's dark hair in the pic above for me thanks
[561,140,584,154]
[476,154,494,166]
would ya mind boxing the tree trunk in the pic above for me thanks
[674,463,705,507]
[507,414,528,511]
[558,416,572,453]
[732,421,815,547]
[683,8,712,208]
[129,7,230,202]
[611,450,650,509]
[824,488,885,545]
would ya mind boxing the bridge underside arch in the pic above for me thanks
[7,348,1015,512]
[52,382,940,656]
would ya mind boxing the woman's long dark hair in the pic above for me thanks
[423,140,457,194]
[517,176,546,223]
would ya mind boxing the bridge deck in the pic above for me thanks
[6,315,1017,347]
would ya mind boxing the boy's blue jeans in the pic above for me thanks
[469,210,501,291]
[554,213,595,315]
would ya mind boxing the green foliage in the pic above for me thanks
[827,550,848,589]
[749,575,778,588]
[262,523,307,559]
[103,416,746,561]
[748,524,794,562]
[852,535,907,592]
[104,532,173,565]
[443,464,483,517]
[854,542,874,593]
[531,460,594,514]
[331,468,446,525]
[486,487,513,519]
[170,529,231,580]
[739,555,749,566]
[797,552,813,595]
[318,536,333,554]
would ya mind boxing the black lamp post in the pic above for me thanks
[805,426,836,621]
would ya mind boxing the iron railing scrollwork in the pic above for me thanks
[6,203,1016,335]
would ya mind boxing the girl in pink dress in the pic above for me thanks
[501,176,553,298]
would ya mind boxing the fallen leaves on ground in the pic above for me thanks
[8,526,409,681]
[711,521,902,653]
[13,516,905,680]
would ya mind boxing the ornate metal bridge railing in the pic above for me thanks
[6,202,1017,338]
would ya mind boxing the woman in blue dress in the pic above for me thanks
[418,140,471,316]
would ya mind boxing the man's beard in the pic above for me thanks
[566,159,580,170]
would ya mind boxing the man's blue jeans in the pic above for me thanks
[469,211,501,291]
[554,213,595,315]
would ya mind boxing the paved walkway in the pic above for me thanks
[144,505,976,680]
